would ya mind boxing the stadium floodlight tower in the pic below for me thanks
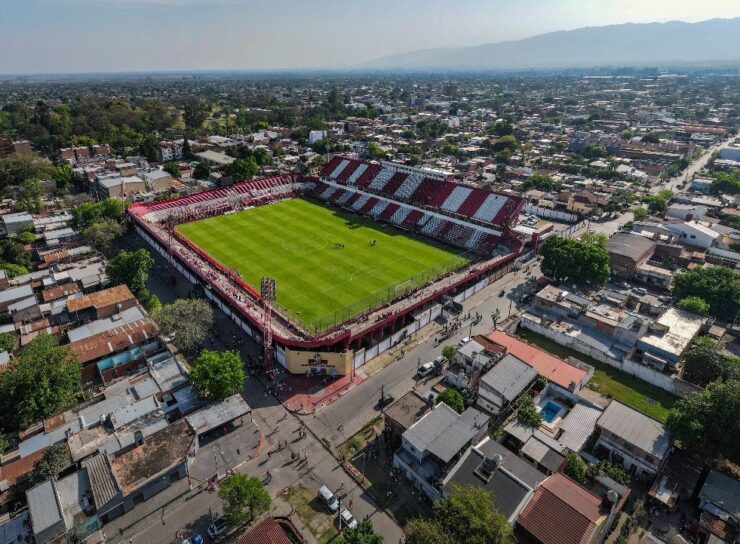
[260,277,277,380]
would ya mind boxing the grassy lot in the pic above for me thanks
[516,328,676,422]
[285,485,338,544]
[177,198,469,333]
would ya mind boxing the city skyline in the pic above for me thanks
[1,0,739,74]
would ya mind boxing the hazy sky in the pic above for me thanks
[1,0,739,74]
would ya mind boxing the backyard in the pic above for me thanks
[516,328,676,422]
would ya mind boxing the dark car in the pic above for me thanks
[376,393,395,409]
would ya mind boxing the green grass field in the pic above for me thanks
[177,198,471,332]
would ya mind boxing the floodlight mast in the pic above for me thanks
[260,277,277,380]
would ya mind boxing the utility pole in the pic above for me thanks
[380,384,385,414]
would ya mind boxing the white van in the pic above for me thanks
[319,485,339,512]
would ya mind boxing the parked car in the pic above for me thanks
[433,355,447,369]
[457,337,471,348]
[319,485,339,512]
[182,535,204,544]
[376,393,395,409]
[417,361,435,378]
[207,517,227,540]
[340,508,359,530]
[632,287,648,296]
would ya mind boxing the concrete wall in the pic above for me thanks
[520,316,702,398]
[523,204,579,223]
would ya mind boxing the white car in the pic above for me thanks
[458,337,471,348]
[417,361,435,379]
[207,517,227,539]
[340,508,359,530]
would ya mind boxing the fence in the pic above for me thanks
[520,315,703,398]
[523,203,579,223]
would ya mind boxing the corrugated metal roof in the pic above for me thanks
[480,354,538,402]
[558,403,603,452]
[597,401,671,459]
[66,284,135,313]
[27,480,62,534]
[186,394,250,435]
[67,306,145,343]
[82,454,120,509]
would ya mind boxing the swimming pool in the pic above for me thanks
[540,400,563,424]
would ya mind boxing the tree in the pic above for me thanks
[0,332,16,352]
[522,174,561,192]
[0,432,8,455]
[492,135,518,152]
[441,345,457,362]
[153,298,214,353]
[192,162,211,180]
[437,389,465,414]
[0,154,52,193]
[632,207,649,221]
[190,350,245,402]
[342,519,384,544]
[32,444,71,481]
[642,195,669,214]
[435,485,515,544]
[14,178,44,213]
[540,236,611,285]
[564,451,589,485]
[516,395,543,429]
[162,162,181,178]
[252,147,271,167]
[404,520,453,544]
[182,98,209,132]
[218,473,270,527]
[71,198,125,230]
[678,296,710,316]
[52,163,75,193]
[673,266,740,320]
[83,220,125,256]
[223,158,259,183]
[667,380,740,464]
[493,120,514,137]
[182,137,194,160]
[641,133,661,144]
[15,231,35,245]
[682,337,740,387]
[138,133,161,163]
[106,248,154,298]
[0,335,81,431]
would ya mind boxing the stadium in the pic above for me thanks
[129,156,526,377]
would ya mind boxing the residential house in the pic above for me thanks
[517,473,613,544]
[475,354,538,416]
[393,403,489,501]
[142,170,174,193]
[594,401,672,477]
[606,233,656,280]
[697,470,740,544]
[636,307,703,370]
[442,436,547,523]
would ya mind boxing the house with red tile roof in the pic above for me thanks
[517,473,610,544]
[487,331,591,392]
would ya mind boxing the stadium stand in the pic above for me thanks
[337,160,361,183]
[355,164,381,188]
[346,162,368,185]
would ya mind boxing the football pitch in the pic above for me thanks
[176,198,471,332]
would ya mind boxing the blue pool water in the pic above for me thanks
[541,400,562,423]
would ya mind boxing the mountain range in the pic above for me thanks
[363,18,740,71]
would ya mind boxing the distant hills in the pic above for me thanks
[363,18,740,72]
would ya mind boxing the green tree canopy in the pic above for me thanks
[162,162,181,178]
[682,336,740,387]
[0,154,52,193]
[404,520,454,544]
[193,162,211,180]
[71,198,125,230]
[666,380,740,464]
[564,451,589,485]
[153,298,214,353]
[441,345,457,362]
[83,220,125,256]
[342,519,384,544]
[435,485,515,544]
[522,174,561,192]
[218,473,271,527]
[516,395,543,429]
[677,296,710,316]
[632,207,649,221]
[106,248,154,298]
[190,350,246,402]
[0,335,81,431]
[32,443,71,482]
[223,158,259,183]
[0,332,16,352]
[672,266,740,320]
[437,389,465,414]
[540,236,611,285]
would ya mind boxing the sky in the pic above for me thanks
[1,0,739,74]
